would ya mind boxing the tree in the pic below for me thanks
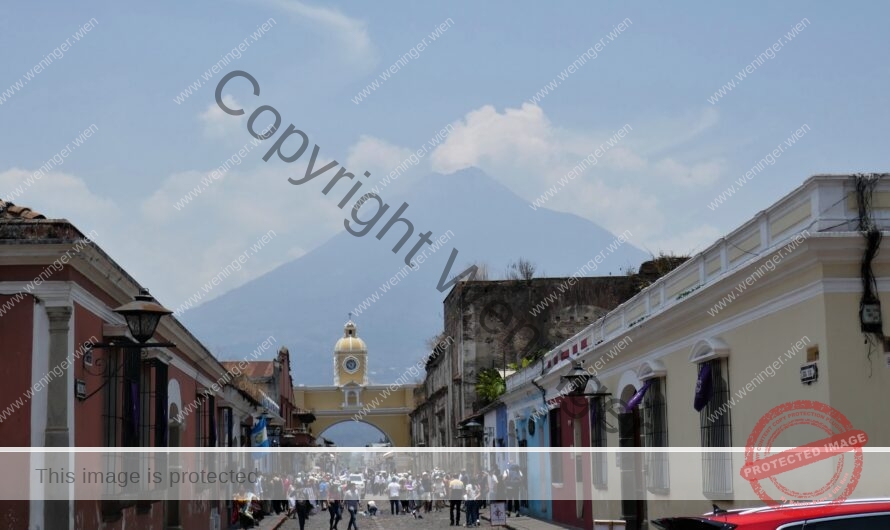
[475,368,506,404]
[504,258,537,280]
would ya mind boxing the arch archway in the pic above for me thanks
[316,419,393,447]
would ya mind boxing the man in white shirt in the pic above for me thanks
[387,478,402,515]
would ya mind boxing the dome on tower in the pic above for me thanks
[334,320,367,353]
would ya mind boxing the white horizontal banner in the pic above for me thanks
[8,448,889,503]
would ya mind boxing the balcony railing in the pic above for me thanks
[506,175,890,384]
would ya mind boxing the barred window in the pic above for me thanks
[641,377,669,493]
[104,347,143,448]
[103,349,168,499]
[549,408,562,483]
[699,359,733,497]
[590,395,608,489]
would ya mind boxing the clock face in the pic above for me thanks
[343,357,359,373]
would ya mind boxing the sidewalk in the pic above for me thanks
[230,513,287,530]
[480,513,573,530]
[258,513,288,530]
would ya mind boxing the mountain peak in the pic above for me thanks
[185,168,647,385]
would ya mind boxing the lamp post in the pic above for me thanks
[80,288,175,400]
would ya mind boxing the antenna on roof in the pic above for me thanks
[712,503,727,515]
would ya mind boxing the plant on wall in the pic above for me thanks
[476,367,506,403]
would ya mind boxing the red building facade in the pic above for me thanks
[0,200,257,529]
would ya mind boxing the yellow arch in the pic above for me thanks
[294,385,417,447]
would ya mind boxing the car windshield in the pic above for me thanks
[349,475,363,482]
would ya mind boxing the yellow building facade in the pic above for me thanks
[293,320,417,446]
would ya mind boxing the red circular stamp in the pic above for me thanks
[741,400,866,506]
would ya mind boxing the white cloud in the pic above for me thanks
[346,135,415,179]
[2,158,345,310]
[428,103,725,256]
[264,0,376,66]
[431,104,557,175]
[0,168,121,230]
[199,95,246,137]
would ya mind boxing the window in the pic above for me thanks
[780,513,890,529]
[103,347,164,501]
[549,408,562,483]
[104,348,144,448]
[641,377,669,493]
[699,359,732,497]
[590,395,608,489]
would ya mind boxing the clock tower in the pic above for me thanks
[333,319,368,387]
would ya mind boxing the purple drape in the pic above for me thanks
[625,380,653,411]
[209,405,217,447]
[129,380,139,442]
[693,363,713,412]
[160,400,168,446]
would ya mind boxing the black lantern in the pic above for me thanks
[113,288,173,343]
[559,361,590,397]
[79,288,175,402]
[559,360,609,398]
[464,419,482,430]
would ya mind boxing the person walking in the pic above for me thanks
[387,476,401,515]
[466,481,481,527]
[433,475,446,511]
[476,471,488,510]
[505,464,522,517]
[294,487,312,530]
[421,472,432,513]
[447,474,464,527]
[328,481,343,530]
[319,475,329,510]
[344,482,361,530]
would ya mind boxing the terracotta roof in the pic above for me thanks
[226,373,263,406]
[0,200,45,220]
[221,360,275,379]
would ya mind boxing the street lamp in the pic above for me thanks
[557,361,611,420]
[79,288,175,401]
[113,288,173,343]
[84,289,176,351]
[559,361,590,396]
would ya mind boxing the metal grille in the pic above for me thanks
[641,377,669,492]
[548,408,562,483]
[102,348,148,495]
[590,395,607,489]
[699,359,733,497]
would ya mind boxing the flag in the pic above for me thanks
[625,380,652,411]
[251,417,270,447]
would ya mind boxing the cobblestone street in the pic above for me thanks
[278,504,474,530]
[275,503,572,530]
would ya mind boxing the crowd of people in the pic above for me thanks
[231,464,525,529]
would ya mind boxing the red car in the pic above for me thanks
[652,498,890,529]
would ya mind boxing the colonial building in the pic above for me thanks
[412,270,680,450]
[222,346,316,447]
[0,200,261,530]
[499,174,890,528]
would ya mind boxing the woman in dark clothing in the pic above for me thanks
[329,482,343,530]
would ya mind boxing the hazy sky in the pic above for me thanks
[2,1,888,309]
